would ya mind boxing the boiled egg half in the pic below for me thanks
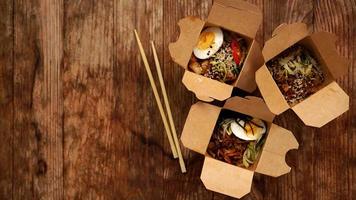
[230,118,266,141]
[193,27,223,59]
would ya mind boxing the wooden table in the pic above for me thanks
[0,0,354,199]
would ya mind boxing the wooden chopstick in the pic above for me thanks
[151,41,186,173]
[134,30,178,159]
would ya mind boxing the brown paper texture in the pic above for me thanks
[207,0,262,38]
[262,23,309,62]
[182,71,233,101]
[223,96,275,122]
[255,124,299,177]
[201,157,254,199]
[181,102,221,154]
[255,65,290,114]
[235,40,264,92]
[292,82,349,127]
[308,32,349,79]
[168,17,205,68]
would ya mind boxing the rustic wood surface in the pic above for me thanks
[0,0,354,199]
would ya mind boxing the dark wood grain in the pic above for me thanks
[12,0,64,199]
[32,0,64,198]
[0,0,354,199]
[115,0,165,199]
[0,0,13,198]
[13,0,41,198]
[313,0,355,199]
[63,0,115,198]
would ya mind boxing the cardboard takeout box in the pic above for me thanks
[255,23,349,128]
[181,96,299,198]
[169,0,264,102]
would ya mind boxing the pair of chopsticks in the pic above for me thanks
[134,30,186,173]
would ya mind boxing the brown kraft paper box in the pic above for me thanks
[181,96,299,198]
[169,0,264,102]
[255,23,349,128]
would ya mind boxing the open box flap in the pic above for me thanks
[182,71,233,102]
[309,31,349,79]
[223,96,275,122]
[235,40,264,92]
[207,0,262,38]
[181,102,221,154]
[169,16,205,69]
[255,65,290,114]
[291,82,349,128]
[255,124,299,177]
[262,23,309,62]
[201,157,254,199]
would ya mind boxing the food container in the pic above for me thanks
[181,96,299,198]
[255,23,349,127]
[169,0,264,102]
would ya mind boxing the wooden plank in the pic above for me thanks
[114,0,166,199]
[313,0,355,199]
[162,1,215,199]
[63,0,115,198]
[0,0,13,198]
[13,0,64,199]
[13,0,42,198]
[33,0,64,199]
[261,1,314,200]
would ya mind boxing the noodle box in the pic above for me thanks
[181,96,299,198]
[169,0,264,102]
[256,23,349,127]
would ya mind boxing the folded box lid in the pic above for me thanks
[182,71,233,102]
[207,0,262,38]
[234,40,265,93]
[255,124,299,177]
[181,102,221,154]
[262,23,309,62]
[255,65,290,114]
[308,31,349,80]
[201,157,254,199]
[223,96,275,122]
[169,16,205,69]
[291,82,349,127]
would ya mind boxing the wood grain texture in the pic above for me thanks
[63,0,115,199]
[0,0,13,198]
[0,0,354,199]
[13,0,41,198]
[114,0,165,199]
[32,0,64,199]
[12,0,64,199]
[313,0,355,199]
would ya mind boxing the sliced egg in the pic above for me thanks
[193,27,223,59]
[231,118,266,141]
